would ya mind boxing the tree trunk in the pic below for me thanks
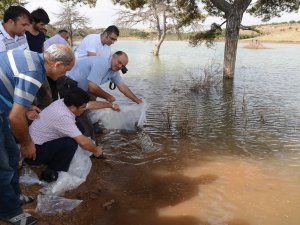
[223,11,240,79]
[153,9,166,56]
[211,0,252,79]
[153,32,166,56]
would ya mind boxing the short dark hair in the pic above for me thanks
[104,25,119,36]
[114,51,124,56]
[58,29,68,34]
[31,8,50,24]
[3,6,32,23]
[63,87,90,108]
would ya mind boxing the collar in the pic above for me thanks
[0,22,23,40]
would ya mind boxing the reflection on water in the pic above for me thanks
[95,41,300,225]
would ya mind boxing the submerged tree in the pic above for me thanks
[112,0,205,56]
[0,0,27,19]
[54,2,90,46]
[191,0,300,79]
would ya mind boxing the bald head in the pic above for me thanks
[111,51,128,71]
[44,44,75,80]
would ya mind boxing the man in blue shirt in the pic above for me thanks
[66,51,142,104]
[0,44,74,225]
[64,51,142,137]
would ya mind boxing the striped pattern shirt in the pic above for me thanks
[0,22,28,52]
[0,49,46,114]
[29,99,82,145]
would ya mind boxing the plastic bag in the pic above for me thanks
[88,102,148,131]
[40,146,92,196]
[36,195,82,215]
[19,166,46,186]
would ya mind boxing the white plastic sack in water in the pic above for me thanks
[88,102,148,131]
[40,146,92,196]
[36,195,82,215]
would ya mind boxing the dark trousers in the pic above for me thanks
[25,137,78,172]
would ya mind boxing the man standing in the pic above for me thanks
[44,29,69,50]
[0,44,74,225]
[25,8,49,53]
[0,6,31,52]
[75,25,119,58]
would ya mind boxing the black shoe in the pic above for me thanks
[93,123,103,134]
[40,169,58,183]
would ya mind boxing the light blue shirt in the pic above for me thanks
[0,50,45,114]
[66,56,122,91]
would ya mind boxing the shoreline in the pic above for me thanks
[117,37,300,44]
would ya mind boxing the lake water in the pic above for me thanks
[95,41,300,225]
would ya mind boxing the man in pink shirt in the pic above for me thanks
[25,87,119,182]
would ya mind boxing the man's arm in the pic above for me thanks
[73,135,103,157]
[117,82,143,104]
[9,103,36,160]
[87,101,120,112]
[88,81,116,102]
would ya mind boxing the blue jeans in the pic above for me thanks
[0,114,22,218]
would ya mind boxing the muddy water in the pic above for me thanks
[92,42,300,225]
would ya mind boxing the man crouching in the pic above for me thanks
[25,87,109,182]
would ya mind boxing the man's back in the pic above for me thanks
[0,50,45,113]
[44,34,68,50]
[66,56,121,91]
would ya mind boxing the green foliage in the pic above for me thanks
[248,0,300,22]
[189,23,222,48]
[0,0,27,20]
[58,0,97,7]
[175,0,205,28]
[119,28,149,38]
[239,33,260,39]
[112,0,147,10]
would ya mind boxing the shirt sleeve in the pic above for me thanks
[13,70,44,107]
[85,36,97,53]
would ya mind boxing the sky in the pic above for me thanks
[26,0,300,29]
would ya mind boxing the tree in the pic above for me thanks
[0,0,27,19]
[54,2,90,47]
[58,0,96,7]
[112,0,204,56]
[248,0,300,22]
[191,0,299,79]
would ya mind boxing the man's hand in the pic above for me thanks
[106,95,116,103]
[93,146,103,157]
[111,103,120,112]
[26,106,41,121]
[20,142,36,160]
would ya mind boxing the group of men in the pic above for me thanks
[0,5,142,225]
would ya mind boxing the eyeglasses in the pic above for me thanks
[108,35,117,42]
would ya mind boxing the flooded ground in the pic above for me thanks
[8,42,300,225]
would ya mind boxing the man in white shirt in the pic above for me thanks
[44,29,69,50]
[0,5,31,52]
[75,25,119,58]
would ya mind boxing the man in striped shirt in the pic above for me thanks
[0,44,74,225]
[0,6,31,52]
